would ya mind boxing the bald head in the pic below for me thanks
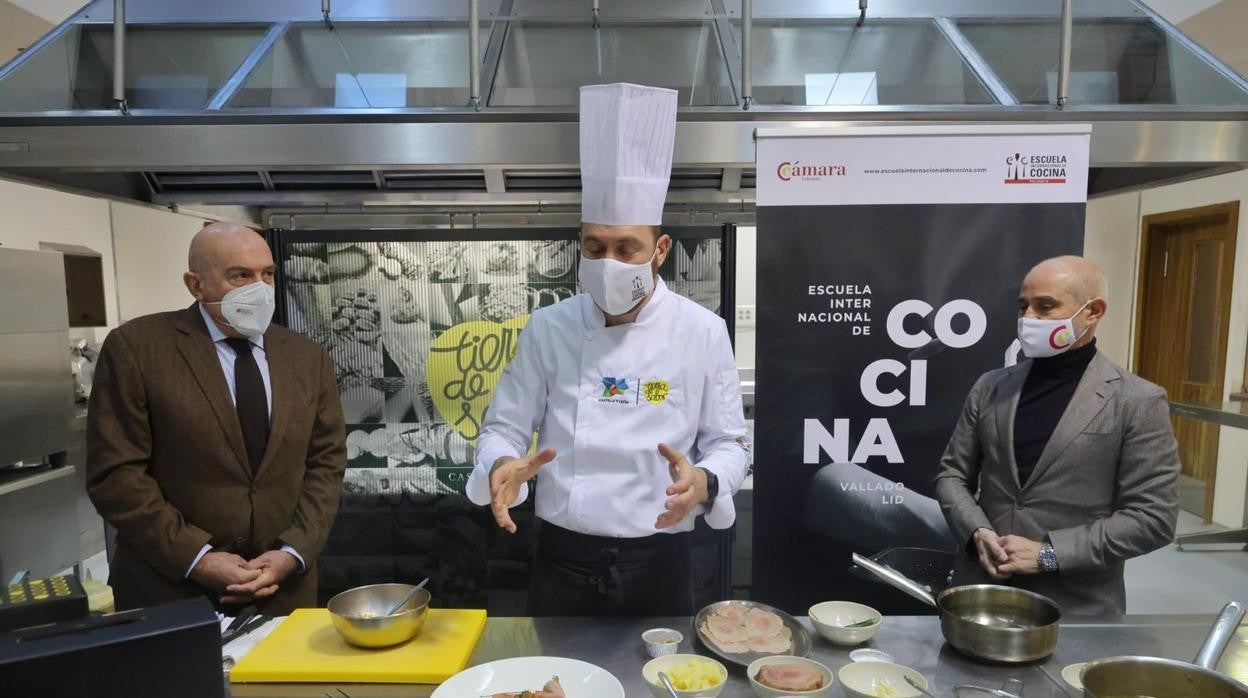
[183,222,276,337]
[188,222,271,273]
[1026,256,1106,306]
[1018,255,1108,348]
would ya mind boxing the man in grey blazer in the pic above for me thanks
[935,256,1179,615]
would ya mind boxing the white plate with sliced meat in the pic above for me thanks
[430,656,624,698]
[693,600,813,667]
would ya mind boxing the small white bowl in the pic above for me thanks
[746,655,835,698]
[808,601,882,646]
[838,661,929,698]
[641,654,727,698]
[1062,662,1087,690]
[642,628,684,658]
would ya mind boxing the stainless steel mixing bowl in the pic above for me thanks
[326,583,431,648]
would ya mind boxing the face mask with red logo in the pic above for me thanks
[1016,299,1092,358]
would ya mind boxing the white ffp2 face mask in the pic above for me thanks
[578,247,658,316]
[203,281,275,338]
[1017,300,1092,358]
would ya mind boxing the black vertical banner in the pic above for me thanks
[751,128,1089,613]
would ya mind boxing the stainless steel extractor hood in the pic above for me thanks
[0,0,1245,228]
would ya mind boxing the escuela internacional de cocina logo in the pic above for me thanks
[777,160,847,182]
[1005,152,1068,184]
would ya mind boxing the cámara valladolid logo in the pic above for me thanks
[777,160,847,182]
[1004,152,1068,184]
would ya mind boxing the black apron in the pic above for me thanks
[528,521,694,617]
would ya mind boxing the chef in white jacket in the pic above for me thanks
[465,83,750,616]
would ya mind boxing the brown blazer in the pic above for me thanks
[87,304,346,615]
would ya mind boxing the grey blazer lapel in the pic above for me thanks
[994,362,1031,492]
[1024,352,1121,489]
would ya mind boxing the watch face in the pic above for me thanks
[1040,546,1057,571]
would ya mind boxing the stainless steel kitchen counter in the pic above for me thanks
[228,613,1248,697]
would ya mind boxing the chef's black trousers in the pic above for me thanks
[527,522,694,617]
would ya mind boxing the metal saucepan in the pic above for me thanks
[852,553,1060,663]
[1080,600,1247,698]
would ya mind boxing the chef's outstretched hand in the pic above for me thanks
[656,443,709,530]
[490,448,557,534]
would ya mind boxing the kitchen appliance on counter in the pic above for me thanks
[0,596,223,698]
[69,338,99,402]
[0,573,88,632]
[0,247,75,470]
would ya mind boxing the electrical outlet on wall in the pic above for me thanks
[736,304,756,328]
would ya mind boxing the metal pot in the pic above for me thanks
[1080,601,1247,698]
[852,553,1060,664]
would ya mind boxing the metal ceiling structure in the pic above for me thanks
[0,0,1246,228]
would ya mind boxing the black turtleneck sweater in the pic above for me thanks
[1013,339,1098,486]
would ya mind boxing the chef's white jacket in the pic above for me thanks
[466,279,750,537]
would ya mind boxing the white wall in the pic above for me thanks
[0,0,51,64]
[0,177,117,341]
[1141,0,1223,24]
[1085,170,1248,528]
[0,176,223,343]
[1084,190,1143,367]
[1137,170,1248,528]
[109,201,209,323]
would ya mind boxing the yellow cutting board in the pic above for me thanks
[230,608,487,684]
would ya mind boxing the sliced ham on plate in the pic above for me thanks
[700,603,794,655]
[745,608,786,639]
[715,605,749,624]
[756,663,825,692]
[748,633,794,654]
[705,617,750,644]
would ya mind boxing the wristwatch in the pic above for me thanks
[1038,543,1059,573]
[698,467,719,505]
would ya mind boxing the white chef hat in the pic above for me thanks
[579,83,678,226]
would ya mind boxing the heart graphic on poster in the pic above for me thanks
[427,316,530,443]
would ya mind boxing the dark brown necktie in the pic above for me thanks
[224,337,269,473]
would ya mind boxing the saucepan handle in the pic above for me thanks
[1193,601,1245,670]
[851,552,938,608]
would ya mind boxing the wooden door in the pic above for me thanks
[1134,202,1239,522]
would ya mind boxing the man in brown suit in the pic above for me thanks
[88,223,346,614]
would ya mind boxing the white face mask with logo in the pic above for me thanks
[1016,299,1092,358]
[578,246,658,316]
[202,281,276,338]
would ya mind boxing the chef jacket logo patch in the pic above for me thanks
[641,379,669,406]
[601,377,630,399]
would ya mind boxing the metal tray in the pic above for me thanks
[692,600,812,668]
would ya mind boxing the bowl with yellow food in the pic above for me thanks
[642,654,728,697]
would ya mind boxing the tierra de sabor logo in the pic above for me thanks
[803,298,987,467]
[777,160,847,182]
[1004,152,1068,184]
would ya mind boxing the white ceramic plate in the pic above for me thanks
[431,656,625,698]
